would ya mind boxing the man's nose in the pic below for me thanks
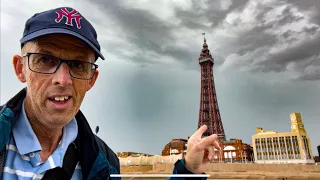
[52,63,72,86]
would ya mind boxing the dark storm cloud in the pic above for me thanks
[233,4,307,52]
[254,31,320,75]
[276,5,304,26]
[128,35,199,66]
[215,1,320,80]
[90,0,252,68]
[174,0,249,30]
[90,0,188,65]
[281,30,295,39]
[233,29,278,56]
[283,0,320,25]
[303,26,319,35]
[89,0,320,80]
[298,70,320,81]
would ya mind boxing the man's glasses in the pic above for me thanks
[22,53,98,80]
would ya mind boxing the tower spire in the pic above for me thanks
[202,32,206,42]
[202,32,208,48]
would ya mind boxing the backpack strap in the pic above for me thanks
[0,148,5,179]
[42,142,79,180]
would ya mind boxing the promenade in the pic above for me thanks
[120,163,320,179]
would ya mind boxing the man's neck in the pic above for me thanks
[24,100,63,162]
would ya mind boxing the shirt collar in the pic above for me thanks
[13,98,78,155]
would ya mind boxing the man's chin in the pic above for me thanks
[45,114,75,127]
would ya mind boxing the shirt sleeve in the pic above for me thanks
[167,158,207,180]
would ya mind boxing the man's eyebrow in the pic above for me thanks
[35,48,53,55]
[36,48,93,61]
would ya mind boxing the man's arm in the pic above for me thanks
[167,159,207,180]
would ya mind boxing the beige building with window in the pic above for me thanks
[252,113,314,164]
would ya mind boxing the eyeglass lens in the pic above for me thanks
[28,53,96,79]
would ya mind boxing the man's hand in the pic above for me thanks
[184,125,221,174]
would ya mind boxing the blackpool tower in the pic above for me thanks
[198,33,226,142]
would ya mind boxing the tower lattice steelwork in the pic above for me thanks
[198,34,226,142]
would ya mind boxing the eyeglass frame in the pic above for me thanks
[22,52,99,80]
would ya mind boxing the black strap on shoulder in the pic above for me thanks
[42,142,79,180]
[0,148,5,179]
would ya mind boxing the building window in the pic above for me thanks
[224,152,228,158]
[273,137,279,158]
[302,136,311,159]
[269,154,274,160]
[261,138,266,147]
[282,154,287,159]
[214,154,218,159]
[279,137,286,159]
[285,136,292,152]
[255,138,260,146]
[292,136,299,157]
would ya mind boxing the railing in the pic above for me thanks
[118,153,255,166]
[119,154,183,166]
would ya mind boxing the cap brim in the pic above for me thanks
[20,28,105,60]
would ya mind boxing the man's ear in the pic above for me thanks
[86,70,99,91]
[13,55,26,83]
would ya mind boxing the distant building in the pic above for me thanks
[252,113,314,164]
[162,138,253,163]
[219,139,254,163]
[162,139,187,157]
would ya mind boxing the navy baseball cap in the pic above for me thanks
[20,7,105,60]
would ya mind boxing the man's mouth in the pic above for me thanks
[48,96,72,104]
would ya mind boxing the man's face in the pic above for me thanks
[13,34,99,128]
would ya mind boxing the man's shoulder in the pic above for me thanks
[94,135,120,171]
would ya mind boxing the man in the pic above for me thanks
[0,7,220,179]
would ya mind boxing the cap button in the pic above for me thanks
[30,152,35,158]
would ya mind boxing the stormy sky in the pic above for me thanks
[1,0,320,156]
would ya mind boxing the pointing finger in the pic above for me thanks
[198,134,217,150]
[191,125,208,139]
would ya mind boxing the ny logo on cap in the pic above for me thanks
[55,8,82,29]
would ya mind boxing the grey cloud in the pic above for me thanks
[91,0,197,67]
[295,56,320,81]
[283,0,320,25]
[303,26,319,35]
[214,1,320,80]
[92,0,252,69]
[90,0,320,80]
[235,30,277,56]
[275,5,304,26]
[281,30,295,39]
[174,0,249,30]
[255,31,320,74]
[298,71,320,81]
[179,18,212,31]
